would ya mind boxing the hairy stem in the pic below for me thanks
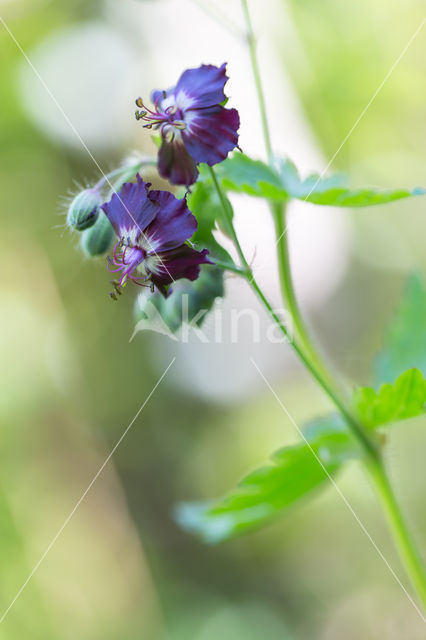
[94,158,157,192]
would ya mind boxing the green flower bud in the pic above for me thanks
[80,212,115,257]
[67,188,102,231]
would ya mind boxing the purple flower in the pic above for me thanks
[101,175,210,299]
[135,63,240,186]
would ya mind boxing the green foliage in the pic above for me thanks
[176,367,426,543]
[175,416,358,543]
[375,275,426,384]
[219,154,288,200]
[218,153,426,207]
[136,265,224,335]
[187,177,236,266]
[80,212,115,256]
[353,368,426,429]
[302,184,425,207]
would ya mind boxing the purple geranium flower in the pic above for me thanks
[135,63,240,186]
[102,175,210,299]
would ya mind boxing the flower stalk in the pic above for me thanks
[271,200,336,387]
[208,165,380,463]
[272,193,426,609]
[238,0,426,609]
[368,462,426,609]
[210,157,426,610]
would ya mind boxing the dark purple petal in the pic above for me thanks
[174,63,228,109]
[152,247,211,291]
[182,107,240,165]
[102,174,158,236]
[158,139,199,186]
[146,191,197,251]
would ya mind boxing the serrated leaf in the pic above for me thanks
[353,368,426,429]
[175,416,359,543]
[218,153,426,207]
[219,154,289,201]
[300,183,426,207]
[375,274,426,385]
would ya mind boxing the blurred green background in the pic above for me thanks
[1,0,425,638]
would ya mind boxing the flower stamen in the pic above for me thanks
[106,239,154,299]
[135,97,187,137]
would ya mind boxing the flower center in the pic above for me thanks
[107,239,153,300]
[135,95,187,143]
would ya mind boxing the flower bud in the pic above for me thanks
[67,188,102,231]
[80,212,114,257]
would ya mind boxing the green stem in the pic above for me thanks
[212,259,249,275]
[272,200,335,387]
[271,184,426,611]
[94,158,157,192]
[209,163,426,608]
[241,0,273,162]
[267,131,426,612]
[208,166,379,461]
[248,274,379,459]
[238,0,426,607]
[273,197,426,610]
[207,165,247,268]
[368,461,426,609]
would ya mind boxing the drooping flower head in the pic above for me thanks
[135,63,240,186]
[102,175,210,299]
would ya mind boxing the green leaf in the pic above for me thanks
[375,274,426,385]
[302,413,360,462]
[299,182,426,207]
[135,265,224,334]
[187,179,236,266]
[218,153,426,207]
[353,368,426,429]
[175,416,358,543]
[219,154,289,201]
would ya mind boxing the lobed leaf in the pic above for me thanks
[353,368,426,429]
[218,153,426,207]
[175,416,358,543]
[175,364,426,544]
[219,154,289,201]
